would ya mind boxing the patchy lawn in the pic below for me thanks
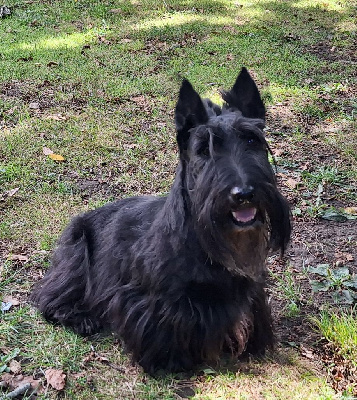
[1,0,356,398]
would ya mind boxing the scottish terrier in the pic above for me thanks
[31,68,291,374]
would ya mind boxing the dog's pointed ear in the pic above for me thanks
[175,79,209,152]
[222,67,265,120]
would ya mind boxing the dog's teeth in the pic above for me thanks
[232,207,257,223]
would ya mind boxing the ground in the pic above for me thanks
[1,0,356,399]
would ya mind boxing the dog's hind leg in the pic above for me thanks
[30,216,102,336]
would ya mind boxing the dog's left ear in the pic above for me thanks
[222,67,265,120]
[175,79,209,152]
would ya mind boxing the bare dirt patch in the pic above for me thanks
[0,80,88,127]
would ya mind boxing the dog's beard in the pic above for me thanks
[190,177,289,279]
[190,192,263,279]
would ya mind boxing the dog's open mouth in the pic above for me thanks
[231,206,258,227]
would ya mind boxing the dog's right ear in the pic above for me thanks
[175,79,209,152]
[222,67,265,120]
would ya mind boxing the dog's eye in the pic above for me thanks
[197,143,210,157]
[242,136,257,145]
[242,134,260,145]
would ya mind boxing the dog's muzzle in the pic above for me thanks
[229,186,259,226]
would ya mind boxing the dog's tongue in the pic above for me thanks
[232,207,257,223]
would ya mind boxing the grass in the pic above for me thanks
[301,167,351,191]
[191,352,337,400]
[1,0,357,398]
[311,310,357,366]
[270,266,304,318]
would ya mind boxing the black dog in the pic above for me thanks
[31,68,291,374]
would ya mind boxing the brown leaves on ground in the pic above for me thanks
[82,351,126,373]
[42,147,53,155]
[1,372,42,394]
[6,254,29,263]
[9,360,21,374]
[42,147,65,161]
[47,61,59,68]
[130,95,152,113]
[28,102,40,110]
[0,187,20,202]
[45,368,66,391]
[45,113,67,121]
[285,177,301,190]
[344,207,357,216]
[319,342,357,396]
[1,364,67,394]
[17,56,33,62]
[2,296,20,306]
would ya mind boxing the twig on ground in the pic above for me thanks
[0,382,32,399]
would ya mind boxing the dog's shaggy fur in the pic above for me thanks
[30,68,291,374]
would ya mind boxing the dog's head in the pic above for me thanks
[174,68,291,274]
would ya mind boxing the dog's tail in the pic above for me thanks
[29,216,102,335]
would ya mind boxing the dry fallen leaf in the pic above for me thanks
[273,148,284,157]
[45,368,66,391]
[0,187,20,201]
[81,44,91,55]
[1,372,42,392]
[45,114,67,121]
[344,207,357,215]
[29,102,40,110]
[2,295,20,306]
[47,61,59,67]
[43,147,53,155]
[285,178,300,189]
[82,351,125,372]
[300,345,314,360]
[7,187,20,197]
[72,372,86,380]
[49,153,65,162]
[82,351,108,364]
[7,254,29,262]
[335,252,354,263]
[17,56,33,62]
[9,359,22,374]
[98,35,112,45]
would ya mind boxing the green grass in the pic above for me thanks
[311,310,357,366]
[191,353,337,399]
[302,167,349,190]
[270,266,304,318]
[1,0,357,398]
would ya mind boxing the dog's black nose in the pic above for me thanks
[230,186,254,205]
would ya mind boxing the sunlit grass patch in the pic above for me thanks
[311,310,357,366]
[292,0,346,12]
[13,31,98,53]
[191,352,336,400]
